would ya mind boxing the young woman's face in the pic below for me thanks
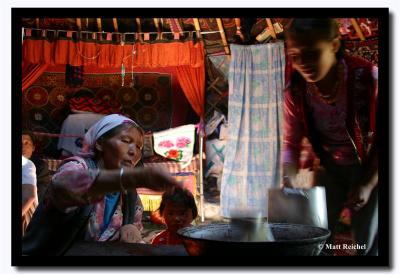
[286,35,340,83]
[97,126,143,169]
[162,201,194,233]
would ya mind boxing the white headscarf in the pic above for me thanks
[79,114,139,158]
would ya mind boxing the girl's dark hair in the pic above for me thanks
[284,18,345,59]
[159,188,198,219]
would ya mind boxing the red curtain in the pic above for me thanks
[22,62,49,92]
[23,38,204,68]
[176,65,205,119]
[22,36,206,119]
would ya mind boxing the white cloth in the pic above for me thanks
[153,124,195,168]
[22,156,38,205]
[205,110,226,137]
[57,113,105,156]
[22,156,37,186]
[220,43,285,218]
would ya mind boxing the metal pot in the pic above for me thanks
[268,187,328,228]
[177,222,330,256]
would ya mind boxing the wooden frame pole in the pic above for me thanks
[351,18,366,41]
[112,18,119,32]
[266,18,276,40]
[216,18,230,55]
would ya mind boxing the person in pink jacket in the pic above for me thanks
[283,18,378,256]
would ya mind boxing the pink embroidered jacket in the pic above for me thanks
[283,55,378,167]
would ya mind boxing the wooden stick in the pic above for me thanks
[153,18,161,39]
[76,18,82,31]
[234,18,245,42]
[266,18,276,39]
[112,18,119,32]
[193,18,202,39]
[96,18,102,32]
[207,77,223,95]
[136,18,143,42]
[216,18,230,55]
[350,18,366,41]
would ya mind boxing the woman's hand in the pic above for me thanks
[345,170,378,211]
[345,183,375,211]
[119,224,143,243]
[282,163,298,189]
[282,175,296,188]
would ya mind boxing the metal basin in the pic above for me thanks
[177,222,330,256]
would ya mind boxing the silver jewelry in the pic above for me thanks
[120,167,127,194]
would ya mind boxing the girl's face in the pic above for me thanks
[162,201,194,233]
[286,35,340,83]
[96,126,143,169]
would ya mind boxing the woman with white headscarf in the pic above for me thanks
[23,114,179,255]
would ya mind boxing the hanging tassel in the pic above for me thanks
[121,63,125,86]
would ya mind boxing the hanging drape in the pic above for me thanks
[22,35,206,117]
[22,62,49,92]
[176,65,205,118]
[220,42,286,218]
[23,37,204,68]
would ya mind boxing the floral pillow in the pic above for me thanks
[153,124,195,168]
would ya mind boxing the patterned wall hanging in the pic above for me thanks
[22,71,174,157]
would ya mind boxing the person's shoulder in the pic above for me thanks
[22,156,36,170]
[344,55,377,82]
[57,156,92,171]
[344,54,374,69]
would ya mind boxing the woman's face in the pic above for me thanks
[97,126,144,169]
[162,201,194,233]
[286,35,340,83]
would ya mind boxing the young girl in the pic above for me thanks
[283,18,378,255]
[151,188,198,245]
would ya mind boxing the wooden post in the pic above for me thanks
[199,131,205,222]
[351,18,366,41]
[234,18,245,42]
[76,18,82,31]
[193,18,202,39]
[112,18,119,32]
[216,18,230,55]
[266,18,277,40]
[35,18,40,29]
[153,18,162,39]
[136,18,143,42]
[96,18,102,32]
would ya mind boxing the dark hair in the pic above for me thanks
[22,129,37,145]
[285,18,345,59]
[158,188,198,219]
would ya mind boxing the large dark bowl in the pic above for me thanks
[177,222,330,256]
